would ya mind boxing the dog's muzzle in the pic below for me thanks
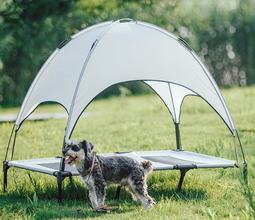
[62,148,77,164]
[64,155,77,164]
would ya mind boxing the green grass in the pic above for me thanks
[0,86,255,219]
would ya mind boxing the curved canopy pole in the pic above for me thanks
[14,21,113,129]
[144,81,196,150]
[4,124,16,161]
[59,21,120,171]
[63,20,120,143]
[64,79,233,140]
[4,20,115,164]
[4,21,113,162]
[233,130,247,180]
[3,101,68,163]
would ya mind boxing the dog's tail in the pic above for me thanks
[142,160,153,174]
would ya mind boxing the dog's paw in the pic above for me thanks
[94,206,110,213]
[151,199,156,206]
[144,198,156,210]
[144,203,154,210]
[94,205,119,213]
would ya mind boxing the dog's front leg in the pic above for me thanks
[88,187,98,209]
[95,181,106,208]
[86,179,98,209]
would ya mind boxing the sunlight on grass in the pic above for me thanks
[0,86,254,219]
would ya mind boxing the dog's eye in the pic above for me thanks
[71,145,79,152]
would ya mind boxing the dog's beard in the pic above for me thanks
[65,155,77,164]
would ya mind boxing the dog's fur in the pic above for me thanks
[63,140,155,210]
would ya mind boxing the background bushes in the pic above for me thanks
[0,0,254,106]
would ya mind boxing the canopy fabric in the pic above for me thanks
[15,19,236,139]
[15,21,112,126]
[144,81,195,123]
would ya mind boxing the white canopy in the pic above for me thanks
[15,19,236,140]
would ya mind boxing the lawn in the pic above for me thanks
[0,86,254,219]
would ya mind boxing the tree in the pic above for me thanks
[0,0,77,106]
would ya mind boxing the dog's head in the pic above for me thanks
[62,140,94,165]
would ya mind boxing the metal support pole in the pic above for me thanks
[54,137,68,203]
[4,125,15,161]
[57,172,64,203]
[53,171,72,203]
[177,169,189,190]
[59,157,65,172]
[115,185,121,200]
[59,137,66,172]
[174,122,182,150]
[3,160,10,192]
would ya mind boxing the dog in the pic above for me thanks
[62,140,155,210]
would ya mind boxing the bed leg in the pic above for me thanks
[115,185,121,200]
[69,176,75,191]
[3,160,10,192]
[177,169,189,191]
[69,176,73,185]
[56,172,65,203]
[53,171,72,203]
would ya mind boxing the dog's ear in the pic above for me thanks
[89,142,94,150]
[81,140,94,154]
[80,140,89,157]
[81,140,88,149]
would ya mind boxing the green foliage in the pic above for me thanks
[185,0,255,86]
[1,0,255,106]
[0,0,78,106]
[0,86,255,219]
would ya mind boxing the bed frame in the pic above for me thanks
[3,149,236,202]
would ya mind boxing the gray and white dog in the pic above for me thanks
[63,140,155,210]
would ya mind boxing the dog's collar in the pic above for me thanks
[80,151,97,177]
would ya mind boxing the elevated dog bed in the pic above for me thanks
[7,150,236,175]
[3,19,245,203]
[4,150,237,202]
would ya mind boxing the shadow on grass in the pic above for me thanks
[1,177,207,219]
[151,187,207,202]
[239,128,255,133]
[0,195,131,219]
[0,181,135,219]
